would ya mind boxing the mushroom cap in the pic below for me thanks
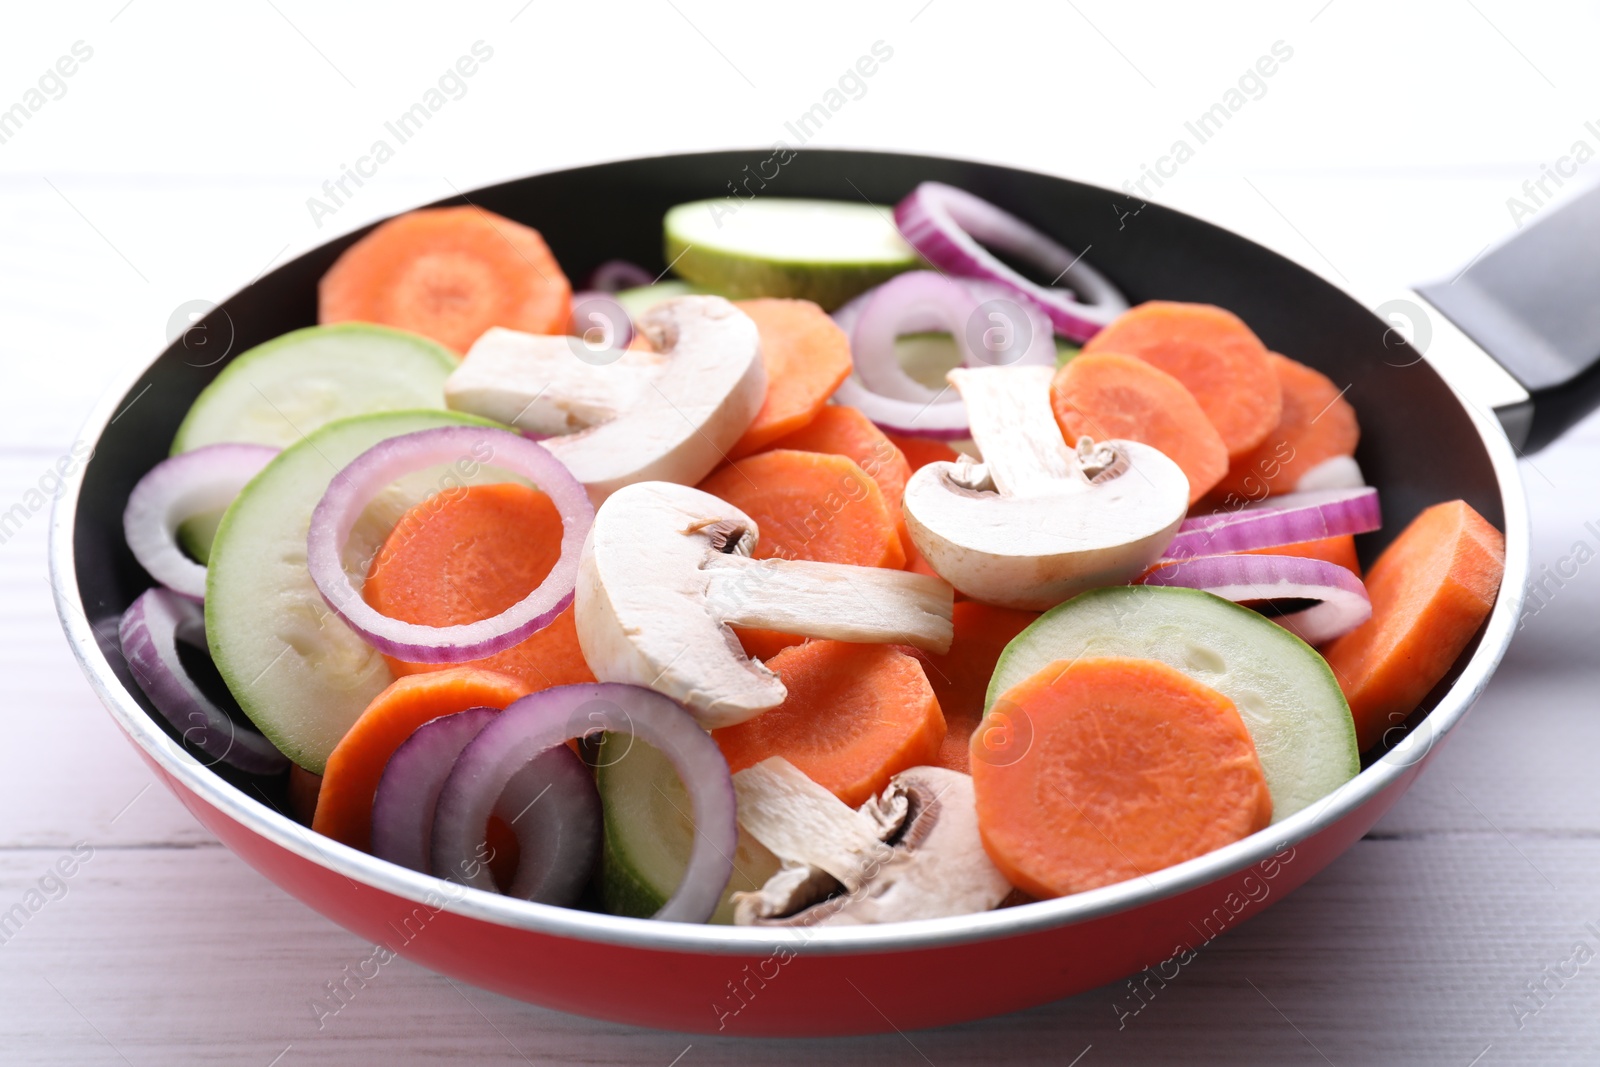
[574,481,788,726]
[547,296,764,503]
[903,438,1188,611]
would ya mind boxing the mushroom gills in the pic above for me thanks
[444,296,767,503]
[731,758,1011,926]
[574,481,953,728]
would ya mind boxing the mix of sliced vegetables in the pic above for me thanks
[115,184,1507,926]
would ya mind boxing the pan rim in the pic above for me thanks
[48,148,1532,958]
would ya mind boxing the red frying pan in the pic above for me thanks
[51,149,1591,1036]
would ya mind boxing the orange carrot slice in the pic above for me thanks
[698,449,905,569]
[1082,301,1281,459]
[769,404,914,551]
[319,206,571,353]
[726,299,853,459]
[364,482,596,693]
[1211,353,1359,502]
[1247,534,1362,577]
[712,641,945,807]
[313,666,531,851]
[1320,500,1504,751]
[885,432,961,472]
[972,656,1272,897]
[904,601,1040,774]
[1049,351,1229,505]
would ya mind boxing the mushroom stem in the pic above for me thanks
[703,555,953,652]
[948,365,1076,494]
[444,327,664,436]
[731,760,1013,927]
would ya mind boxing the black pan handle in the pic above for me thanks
[1417,182,1600,452]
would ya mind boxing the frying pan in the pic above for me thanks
[49,149,1593,1036]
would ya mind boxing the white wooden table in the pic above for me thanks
[6,3,1600,1061]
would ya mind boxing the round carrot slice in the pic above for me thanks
[1049,351,1229,505]
[364,482,596,694]
[313,665,531,852]
[972,656,1272,897]
[1083,301,1281,459]
[726,299,853,459]
[1211,353,1360,502]
[319,206,571,353]
[698,449,904,569]
[769,404,914,552]
[712,641,946,807]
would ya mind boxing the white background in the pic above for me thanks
[4,2,1600,1064]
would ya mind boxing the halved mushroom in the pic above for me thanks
[444,296,765,502]
[574,481,953,728]
[730,757,1011,926]
[901,365,1190,610]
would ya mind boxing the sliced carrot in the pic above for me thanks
[698,449,905,569]
[313,666,531,852]
[1320,501,1504,751]
[885,432,960,472]
[972,656,1272,897]
[1082,301,1281,459]
[713,641,946,807]
[364,482,597,693]
[903,602,1040,774]
[1049,351,1229,505]
[319,206,571,353]
[726,299,853,459]
[1211,353,1359,503]
[1247,534,1362,577]
[768,404,914,551]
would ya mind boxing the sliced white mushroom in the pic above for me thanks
[575,481,954,728]
[444,326,666,436]
[1293,454,1365,492]
[730,758,1011,926]
[901,365,1189,610]
[445,296,765,502]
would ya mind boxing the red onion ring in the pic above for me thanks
[122,444,278,600]
[835,271,1056,403]
[1141,553,1373,645]
[894,182,1128,341]
[118,587,289,775]
[488,743,600,904]
[586,259,655,293]
[830,376,975,439]
[431,683,735,923]
[568,290,635,354]
[306,426,593,662]
[1165,488,1381,560]
[371,706,498,874]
